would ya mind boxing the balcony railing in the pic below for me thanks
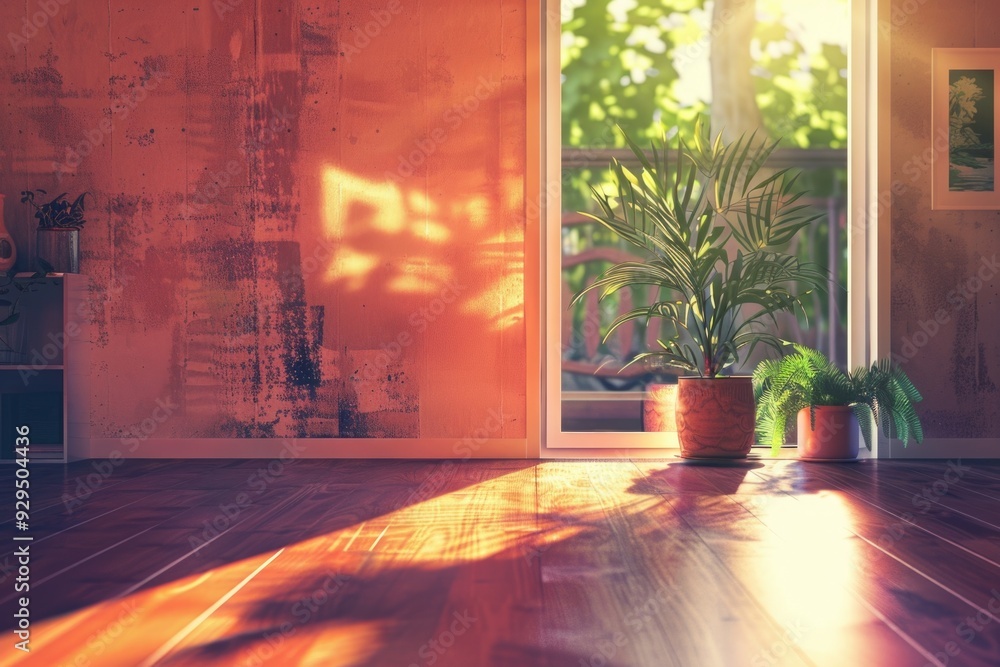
[562,147,847,169]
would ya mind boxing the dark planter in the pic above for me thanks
[675,376,755,459]
[797,406,859,461]
[36,228,80,273]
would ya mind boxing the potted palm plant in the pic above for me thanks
[573,119,826,458]
[20,190,90,273]
[754,344,923,459]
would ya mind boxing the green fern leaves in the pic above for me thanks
[753,344,924,456]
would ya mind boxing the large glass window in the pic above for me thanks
[552,0,849,438]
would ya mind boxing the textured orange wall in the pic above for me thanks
[0,0,527,440]
[889,0,1000,439]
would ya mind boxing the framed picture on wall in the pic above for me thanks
[932,48,1000,210]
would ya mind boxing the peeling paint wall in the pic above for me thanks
[0,0,527,441]
[890,0,1000,440]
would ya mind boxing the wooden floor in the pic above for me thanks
[3,458,1000,666]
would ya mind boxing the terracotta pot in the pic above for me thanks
[675,376,755,458]
[797,406,859,460]
[642,383,678,432]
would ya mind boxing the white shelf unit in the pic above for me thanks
[0,274,89,464]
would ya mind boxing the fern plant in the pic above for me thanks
[572,118,827,378]
[753,344,924,456]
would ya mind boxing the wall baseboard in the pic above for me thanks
[884,438,1000,459]
[79,437,529,461]
[71,437,999,461]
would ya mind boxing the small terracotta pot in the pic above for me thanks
[675,376,755,458]
[642,383,678,432]
[797,406,859,460]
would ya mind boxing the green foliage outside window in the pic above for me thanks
[560,0,849,388]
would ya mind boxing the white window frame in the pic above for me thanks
[539,0,887,455]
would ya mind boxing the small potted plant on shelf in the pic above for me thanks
[20,190,90,274]
[753,344,924,460]
[572,118,827,458]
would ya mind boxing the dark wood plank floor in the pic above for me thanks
[3,458,1000,666]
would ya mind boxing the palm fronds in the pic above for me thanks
[573,118,827,378]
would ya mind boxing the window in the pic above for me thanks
[544,0,868,449]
